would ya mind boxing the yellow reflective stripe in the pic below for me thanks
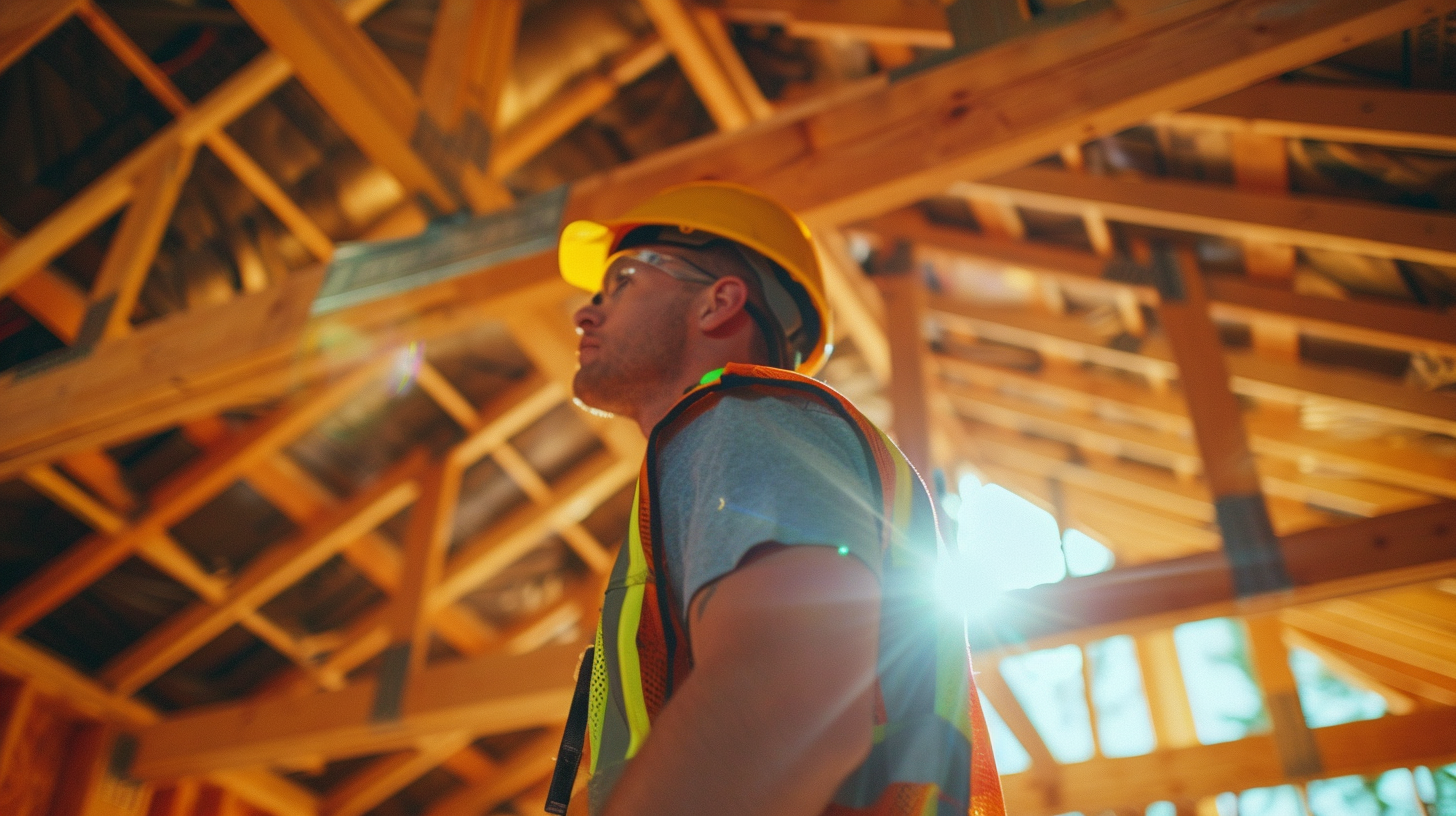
[618,482,652,758]
[934,618,973,741]
[876,429,915,564]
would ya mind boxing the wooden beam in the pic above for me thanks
[0,362,383,634]
[89,141,198,341]
[1158,80,1456,155]
[974,500,1456,652]
[489,36,671,179]
[230,0,457,211]
[814,228,891,385]
[692,6,774,121]
[0,0,80,75]
[419,0,520,132]
[99,454,423,696]
[0,251,559,479]
[1001,705,1456,816]
[712,0,953,48]
[876,261,933,476]
[959,165,1456,271]
[638,0,755,131]
[1245,615,1322,778]
[558,0,1455,229]
[389,461,465,679]
[1155,246,1287,594]
[929,299,1456,493]
[132,640,583,778]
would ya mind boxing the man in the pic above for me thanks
[545,182,1002,816]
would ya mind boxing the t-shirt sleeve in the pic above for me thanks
[656,392,882,608]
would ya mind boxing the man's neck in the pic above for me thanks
[631,367,709,437]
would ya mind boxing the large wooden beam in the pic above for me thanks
[975,500,1456,652]
[131,641,583,778]
[1158,80,1456,155]
[1003,705,1456,816]
[959,165,1456,270]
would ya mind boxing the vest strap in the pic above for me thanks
[544,646,596,815]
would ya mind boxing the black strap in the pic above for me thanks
[545,646,595,815]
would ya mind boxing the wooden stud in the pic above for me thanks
[0,678,36,786]
[977,666,1061,802]
[57,450,138,514]
[391,461,466,678]
[714,0,952,48]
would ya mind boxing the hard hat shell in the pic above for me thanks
[558,181,832,375]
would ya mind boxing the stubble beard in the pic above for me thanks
[572,316,689,419]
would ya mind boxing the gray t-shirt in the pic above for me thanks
[655,389,882,613]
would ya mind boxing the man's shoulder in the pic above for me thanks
[676,387,858,441]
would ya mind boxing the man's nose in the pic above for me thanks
[573,301,602,332]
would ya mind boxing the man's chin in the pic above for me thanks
[571,369,622,417]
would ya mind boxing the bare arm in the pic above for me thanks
[600,545,880,816]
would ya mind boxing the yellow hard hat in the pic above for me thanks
[559,181,832,375]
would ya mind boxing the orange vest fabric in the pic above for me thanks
[584,363,1005,816]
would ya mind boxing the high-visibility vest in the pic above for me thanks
[581,363,1004,816]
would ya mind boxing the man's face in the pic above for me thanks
[571,247,701,416]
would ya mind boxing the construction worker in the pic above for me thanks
[545,181,1004,816]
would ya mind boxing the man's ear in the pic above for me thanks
[697,276,751,333]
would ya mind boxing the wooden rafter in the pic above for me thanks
[957,166,1456,271]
